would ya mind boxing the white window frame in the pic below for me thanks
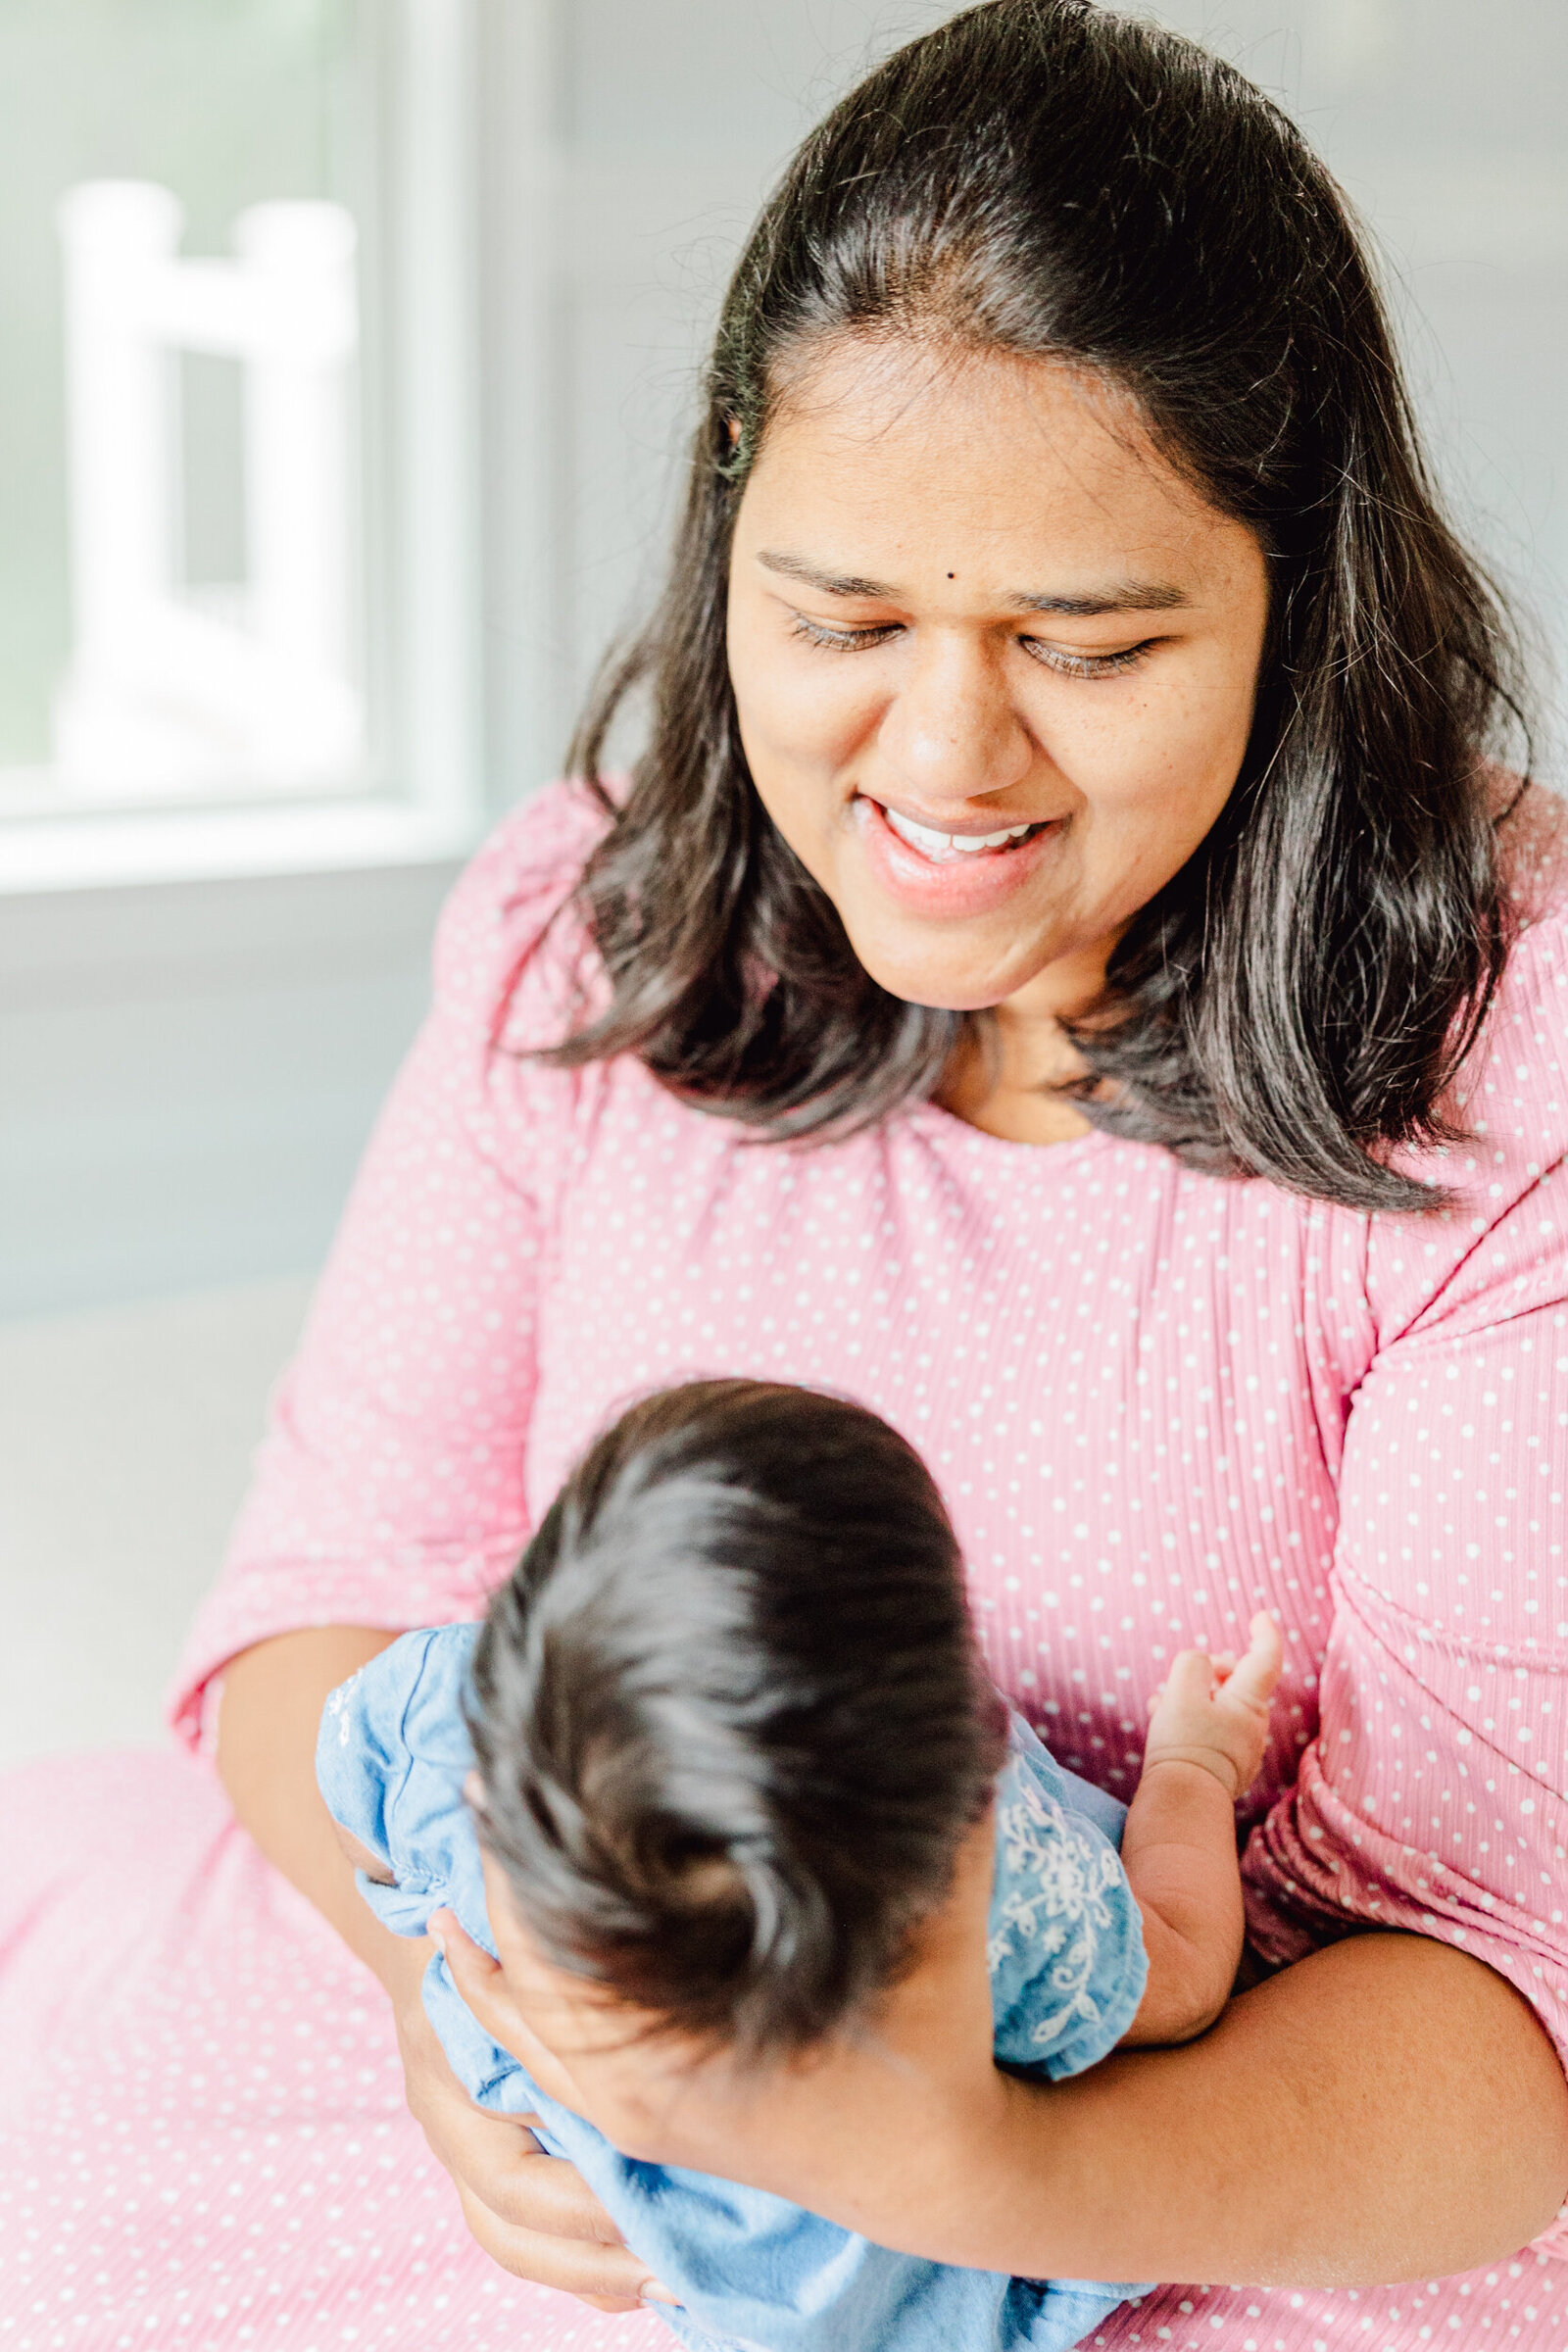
[0,0,484,895]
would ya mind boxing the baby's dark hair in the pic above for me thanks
[467,1379,1004,2057]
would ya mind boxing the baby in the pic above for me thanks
[318,1380,1281,2352]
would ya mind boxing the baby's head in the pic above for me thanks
[467,1379,1004,2059]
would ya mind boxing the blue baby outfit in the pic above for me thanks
[318,1626,1152,2352]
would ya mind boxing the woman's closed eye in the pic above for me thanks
[785,609,1155,676]
[1020,636,1155,679]
[787,612,902,652]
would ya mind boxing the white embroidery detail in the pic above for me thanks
[323,1670,364,1749]
[987,1766,1126,2050]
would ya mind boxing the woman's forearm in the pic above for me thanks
[216,1625,427,2002]
[477,1802,1568,2289]
[851,1935,1568,2286]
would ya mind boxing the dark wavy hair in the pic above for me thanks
[553,0,1530,1211]
[466,1380,1005,2055]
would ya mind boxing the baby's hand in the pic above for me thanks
[1143,1611,1283,1801]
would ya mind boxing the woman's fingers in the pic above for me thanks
[430,1905,590,2112]
[407,2043,613,2235]
[397,1971,627,2230]
[390,1929,670,2316]
[470,2132,623,2241]
[428,1906,506,2023]
[452,2174,672,2310]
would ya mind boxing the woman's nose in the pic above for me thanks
[875,634,1033,807]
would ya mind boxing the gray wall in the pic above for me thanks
[1,859,454,1317]
[1146,0,1568,715]
[5,0,1562,1320]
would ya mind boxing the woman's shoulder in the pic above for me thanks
[430,779,613,1052]
[1484,781,1568,1092]
[1499,775,1568,932]
[1354,787,1568,1340]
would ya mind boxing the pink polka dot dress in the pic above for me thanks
[4,782,1567,2352]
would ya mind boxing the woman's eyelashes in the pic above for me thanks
[785,610,1154,676]
[1021,637,1154,679]
[787,612,901,652]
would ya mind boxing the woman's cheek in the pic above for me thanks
[1062,684,1236,857]
[737,669,877,846]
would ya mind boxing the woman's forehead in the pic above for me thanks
[741,338,1252,599]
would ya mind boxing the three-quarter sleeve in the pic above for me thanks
[1243,900,1568,2248]
[168,785,608,1751]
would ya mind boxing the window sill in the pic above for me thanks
[0,794,486,896]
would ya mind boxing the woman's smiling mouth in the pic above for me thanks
[877,804,1050,864]
[848,793,1067,927]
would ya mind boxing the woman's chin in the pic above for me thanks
[844,929,1051,1015]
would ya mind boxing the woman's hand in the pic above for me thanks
[386,1936,677,2313]
[217,1631,674,2314]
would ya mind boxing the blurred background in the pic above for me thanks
[3,0,1564,1768]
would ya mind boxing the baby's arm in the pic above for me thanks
[331,1817,399,1886]
[1117,1610,1282,2047]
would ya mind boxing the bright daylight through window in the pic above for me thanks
[0,0,480,888]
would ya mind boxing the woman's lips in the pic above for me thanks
[881,805,1045,863]
[851,793,1063,915]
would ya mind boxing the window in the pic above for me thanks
[0,0,482,888]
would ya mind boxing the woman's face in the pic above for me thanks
[725,341,1271,1016]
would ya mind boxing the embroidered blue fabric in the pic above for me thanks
[318,1625,1152,2352]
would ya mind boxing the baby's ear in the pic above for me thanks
[464,1768,488,1815]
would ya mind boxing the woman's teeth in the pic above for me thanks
[881,805,1041,861]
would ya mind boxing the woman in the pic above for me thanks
[4,4,1566,2347]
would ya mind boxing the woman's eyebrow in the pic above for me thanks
[756,549,1191,614]
[757,550,894,598]
[1013,582,1191,616]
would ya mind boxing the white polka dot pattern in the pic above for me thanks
[4,781,1566,2349]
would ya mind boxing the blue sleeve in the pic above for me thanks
[316,1623,538,2118]
[987,1717,1149,2082]
[315,1623,485,1942]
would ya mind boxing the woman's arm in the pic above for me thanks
[889,1929,1568,2286]
[169,801,662,2311]
[218,1627,409,1970]
[441,1805,1568,2287]
[217,1627,668,2313]
[1003,1933,1568,2287]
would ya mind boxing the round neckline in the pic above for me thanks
[904,1091,1114,1165]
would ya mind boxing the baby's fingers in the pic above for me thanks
[1223,1611,1284,1710]
[1160,1647,1221,1709]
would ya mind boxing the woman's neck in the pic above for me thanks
[936,945,1108,1147]
[937,1019,1095,1146]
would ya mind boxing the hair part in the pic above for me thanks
[552,0,1528,1211]
[466,1380,1004,2057]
